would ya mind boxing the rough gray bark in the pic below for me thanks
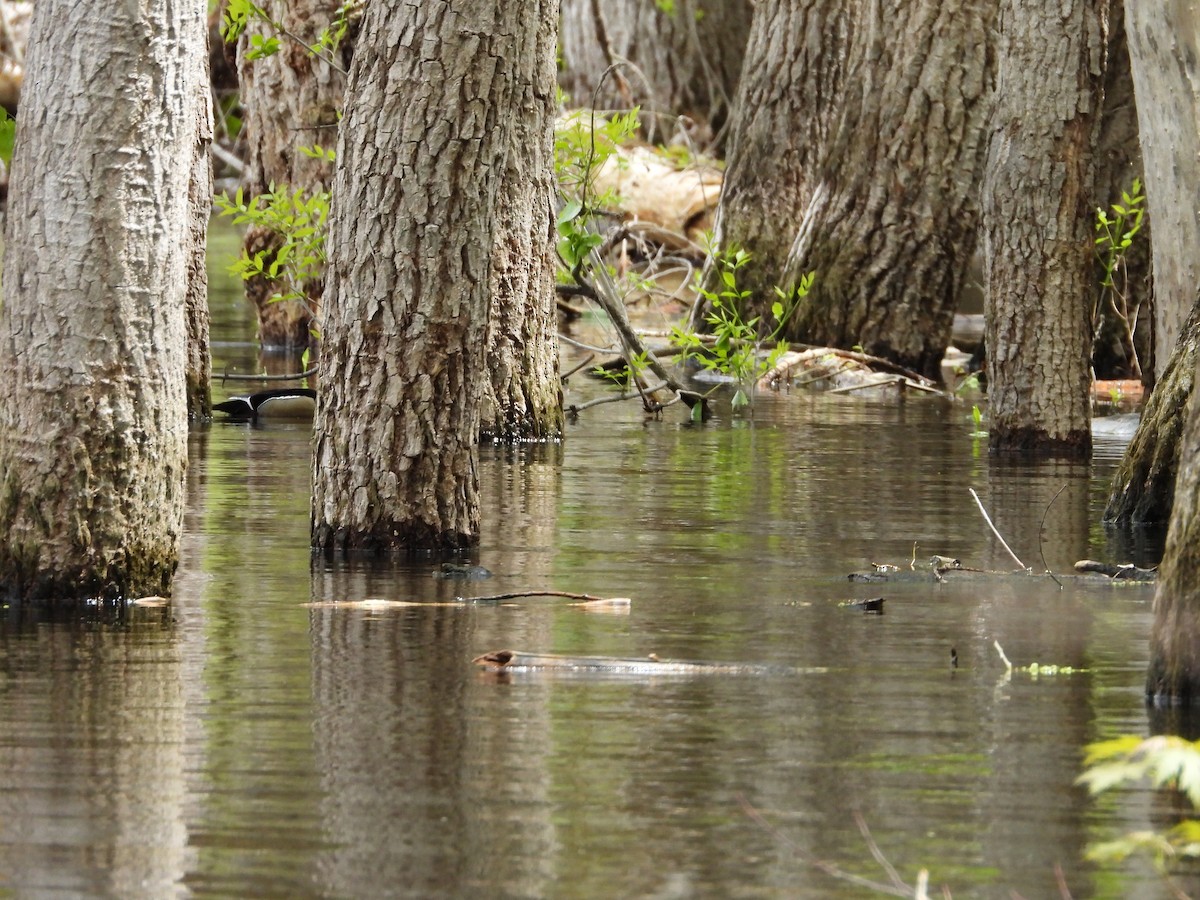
[709,0,996,381]
[187,55,215,420]
[1146,325,1200,702]
[0,0,207,602]
[311,0,520,552]
[481,0,563,442]
[1125,3,1200,383]
[558,0,751,146]
[1104,298,1199,526]
[981,0,1107,455]
[237,0,349,349]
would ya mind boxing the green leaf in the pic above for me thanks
[557,198,583,226]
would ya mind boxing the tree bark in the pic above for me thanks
[237,0,349,349]
[1125,3,1200,383]
[1104,298,1200,526]
[186,57,215,420]
[1091,0,1151,383]
[311,0,520,553]
[1146,328,1200,702]
[981,0,1107,455]
[709,0,996,381]
[0,0,207,602]
[481,0,563,442]
[558,0,751,146]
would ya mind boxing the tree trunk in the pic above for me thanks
[1125,4,1200,383]
[1146,328,1200,702]
[981,0,1107,455]
[311,0,520,553]
[481,0,563,442]
[0,1,207,602]
[1104,298,1200,526]
[186,63,215,420]
[558,0,751,146]
[1091,0,1151,384]
[709,0,996,381]
[237,0,350,349]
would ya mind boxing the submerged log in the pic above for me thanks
[848,564,1156,586]
[472,649,813,675]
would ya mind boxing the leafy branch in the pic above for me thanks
[1094,179,1146,379]
[221,0,356,75]
[671,240,812,411]
[1078,734,1200,871]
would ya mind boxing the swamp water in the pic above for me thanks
[0,256,1188,898]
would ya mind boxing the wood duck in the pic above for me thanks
[212,388,316,421]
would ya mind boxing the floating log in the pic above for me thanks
[472,649,816,676]
[1073,559,1157,582]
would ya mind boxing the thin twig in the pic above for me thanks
[993,640,1014,674]
[854,812,909,893]
[560,354,596,381]
[567,381,671,412]
[1038,485,1067,589]
[969,488,1027,570]
[737,796,914,898]
[456,589,624,604]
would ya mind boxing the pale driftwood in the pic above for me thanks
[304,591,634,610]
[759,348,943,395]
[1073,560,1157,581]
[969,488,1028,571]
[473,649,812,675]
[591,144,722,245]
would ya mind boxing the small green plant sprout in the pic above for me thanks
[671,241,811,410]
[969,404,987,439]
[298,143,336,164]
[1078,734,1200,868]
[593,350,649,387]
[1094,179,1146,379]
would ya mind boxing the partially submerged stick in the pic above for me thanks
[457,589,631,605]
[969,488,1027,571]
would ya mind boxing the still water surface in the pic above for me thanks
[0,269,1188,898]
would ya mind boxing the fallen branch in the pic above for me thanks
[969,488,1027,571]
[218,366,318,383]
[456,589,630,604]
[561,353,596,381]
[566,242,708,415]
[568,381,676,413]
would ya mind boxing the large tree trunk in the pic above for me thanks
[481,0,563,442]
[0,1,207,602]
[311,0,520,552]
[981,0,1107,455]
[1104,298,1200,526]
[1125,4,1200,383]
[558,0,751,146]
[709,1,996,381]
[237,0,349,349]
[1146,330,1200,702]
